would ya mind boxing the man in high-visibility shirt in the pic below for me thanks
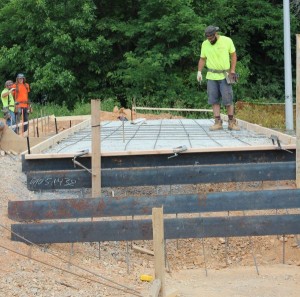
[12,73,30,133]
[1,80,16,131]
[197,26,240,131]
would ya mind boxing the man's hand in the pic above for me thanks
[229,73,238,83]
[197,71,202,82]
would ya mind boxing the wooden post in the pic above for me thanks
[54,118,58,134]
[21,109,24,136]
[36,116,39,135]
[152,207,165,297]
[296,34,300,188]
[33,118,36,137]
[40,109,43,133]
[91,99,101,198]
[44,115,47,135]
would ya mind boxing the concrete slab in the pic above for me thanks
[43,119,289,154]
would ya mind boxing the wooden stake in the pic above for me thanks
[21,109,24,136]
[152,207,165,297]
[40,109,44,133]
[54,118,58,134]
[132,244,154,256]
[36,116,39,135]
[135,106,213,113]
[296,34,300,188]
[91,99,101,198]
[33,118,36,137]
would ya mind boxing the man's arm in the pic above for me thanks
[1,89,13,98]
[197,57,206,82]
[230,52,237,73]
[198,57,206,72]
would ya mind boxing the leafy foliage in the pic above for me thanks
[0,0,299,111]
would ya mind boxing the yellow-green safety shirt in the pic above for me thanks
[1,88,15,112]
[200,35,236,80]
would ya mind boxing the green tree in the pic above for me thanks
[110,0,204,107]
[0,0,299,111]
[0,0,109,108]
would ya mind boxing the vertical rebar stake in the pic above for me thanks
[282,234,286,264]
[225,211,230,266]
[176,213,179,249]
[164,239,170,272]
[122,120,125,143]
[68,243,74,270]
[126,241,130,274]
[201,222,208,277]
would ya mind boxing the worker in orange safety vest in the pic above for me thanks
[12,73,31,134]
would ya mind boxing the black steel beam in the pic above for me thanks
[8,189,300,221]
[26,162,295,190]
[11,214,300,244]
[21,150,295,172]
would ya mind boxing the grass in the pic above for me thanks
[30,98,118,119]
[235,101,296,131]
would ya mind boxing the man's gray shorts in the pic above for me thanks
[207,79,233,106]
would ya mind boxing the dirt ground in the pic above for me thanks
[0,108,300,297]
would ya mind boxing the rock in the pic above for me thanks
[219,238,226,244]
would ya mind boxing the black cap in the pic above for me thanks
[205,25,219,36]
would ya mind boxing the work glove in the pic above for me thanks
[197,71,202,82]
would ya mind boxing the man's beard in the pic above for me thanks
[210,37,217,45]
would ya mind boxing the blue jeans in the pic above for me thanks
[6,110,16,132]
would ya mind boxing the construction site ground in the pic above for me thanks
[0,109,300,297]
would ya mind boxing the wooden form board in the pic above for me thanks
[10,115,55,130]
[24,118,91,155]
[54,115,91,122]
[23,145,296,159]
[24,142,296,160]
[134,106,213,113]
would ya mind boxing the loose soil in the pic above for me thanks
[0,109,299,297]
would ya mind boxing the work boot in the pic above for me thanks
[209,119,223,131]
[228,119,240,131]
